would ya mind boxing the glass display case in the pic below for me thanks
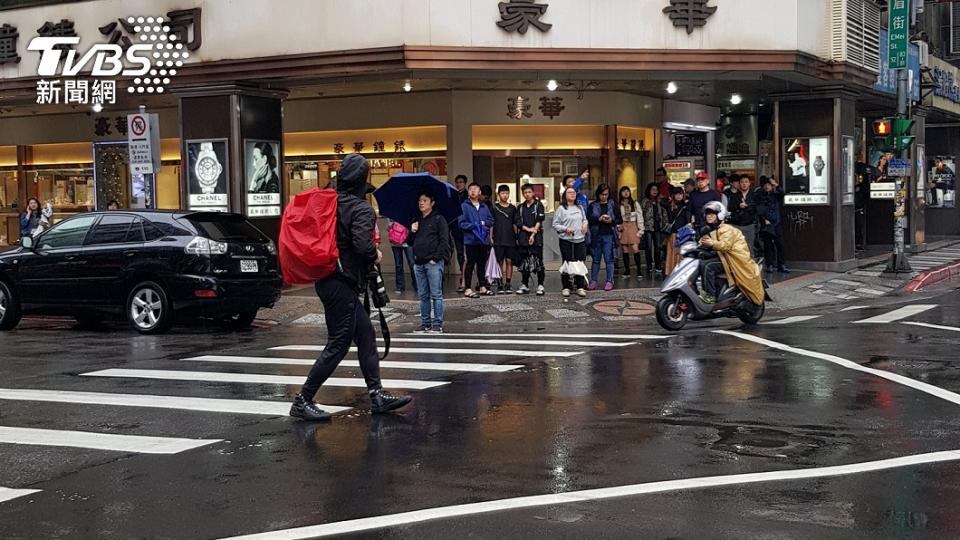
[27,167,95,223]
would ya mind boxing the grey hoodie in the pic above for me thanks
[553,204,587,243]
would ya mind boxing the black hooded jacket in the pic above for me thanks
[334,154,378,289]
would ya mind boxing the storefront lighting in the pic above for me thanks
[730,93,743,105]
[402,81,412,93]
[663,122,717,132]
[91,103,103,113]
[666,82,678,94]
[546,79,559,92]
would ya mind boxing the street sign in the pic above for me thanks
[888,0,910,69]
[887,158,911,177]
[127,113,160,175]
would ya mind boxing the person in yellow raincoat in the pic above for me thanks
[697,201,765,305]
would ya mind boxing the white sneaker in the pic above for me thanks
[576,288,587,297]
[562,288,571,298]
[536,285,545,296]
[517,285,530,295]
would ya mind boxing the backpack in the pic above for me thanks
[387,221,409,245]
[279,188,340,285]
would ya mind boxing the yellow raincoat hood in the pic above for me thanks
[708,224,765,305]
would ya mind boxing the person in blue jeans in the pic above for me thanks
[387,220,416,294]
[587,184,622,291]
[410,193,450,333]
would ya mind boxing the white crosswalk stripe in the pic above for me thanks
[903,321,960,333]
[852,305,938,324]
[427,333,669,340]
[380,337,638,347]
[268,346,581,358]
[184,355,521,373]
[763,316,821,325]
[0,487,40,504]
[0,388,337,416]
[81,369,449,390]
[0,426,220,454]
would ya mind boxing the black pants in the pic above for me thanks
[519,245,545,287]
[300,278,381,401]
[855,209,866,250]
[644,231,664,273]
[454,236,466,276]
[559,239,588,290]
[703,260,725,298]
[762,227,786,267]
[464,244,490,290]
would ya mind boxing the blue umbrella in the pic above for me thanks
[374,173,463,228]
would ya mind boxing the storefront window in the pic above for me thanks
[28,168,95,218]
[928,157,956,208]
[0,170,19,246]
[285,157,448,204]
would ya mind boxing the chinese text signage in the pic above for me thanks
[888,0,910,70]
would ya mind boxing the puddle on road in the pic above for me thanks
[710,426,821,459]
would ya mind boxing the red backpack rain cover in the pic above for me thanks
[279,188,339,285]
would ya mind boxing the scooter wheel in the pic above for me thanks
[656,295,688,331]
[738,301,765,325]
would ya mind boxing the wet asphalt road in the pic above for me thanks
[1,282,960,539]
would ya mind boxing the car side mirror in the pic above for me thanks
[20,236,34,250]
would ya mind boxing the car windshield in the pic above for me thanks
[181,214,268,243]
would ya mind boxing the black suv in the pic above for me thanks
[0,211,282,334]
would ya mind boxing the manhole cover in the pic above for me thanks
[711,426,821,458]
[591,300,654,318]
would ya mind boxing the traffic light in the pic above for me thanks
[872,116,915,152]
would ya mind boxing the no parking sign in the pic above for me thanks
[127,113,161,175]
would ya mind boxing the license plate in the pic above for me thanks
[240,260,259,273]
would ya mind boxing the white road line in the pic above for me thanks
[418,333,671,340]
[852,304,938,324]
[841,305,870,312]
[268,346,581,358]
[715,330,960,407]
[0,389,347,416]
[762,316,821,325]
[219,449,960,540]
[903,321,960,333]
[381,338,637,347]
[81,369,448,390]
[0,426,220,455]
[184,356,520,373]
[0,487,40,504]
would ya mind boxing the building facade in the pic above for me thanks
[0,0,956,269]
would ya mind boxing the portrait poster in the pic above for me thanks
[187,139,229,213]
[244,139,282,217]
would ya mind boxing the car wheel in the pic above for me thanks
[0,281,22,331]
[225,308,259,331]
[127,281,173,335]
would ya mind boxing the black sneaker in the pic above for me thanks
[370,389,412,414]
[290,394,332,422]
[415,325,431,334]
[430,326,444,334]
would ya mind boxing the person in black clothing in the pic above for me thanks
[410,193,450,333]
[854,165,871,251]
[515,183,546,295]
[452,174,469,292]
[291,154,411,422]
[492,185,519,293]
[756,176,790,274]
[689,171,722,229]
[726,175,759,257]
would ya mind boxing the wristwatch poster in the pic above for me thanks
[187,139,229,213]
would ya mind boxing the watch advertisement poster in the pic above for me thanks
[783,137,830,205]
[842,136,855,205]
[244,140,282,217]
[187,139,229,213]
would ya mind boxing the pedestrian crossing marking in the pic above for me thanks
[841,305,869,312]
[81,369,449,390]
[184,356,520,373]
[0,426,221,454]
[426,333,670,340]
[762,316,821,325]
[379,337,639,348]
[852,305,938,324]
[0,487,40,504]
[903,321,960,333]
[0,389,340,416]
[268,346,582,358]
